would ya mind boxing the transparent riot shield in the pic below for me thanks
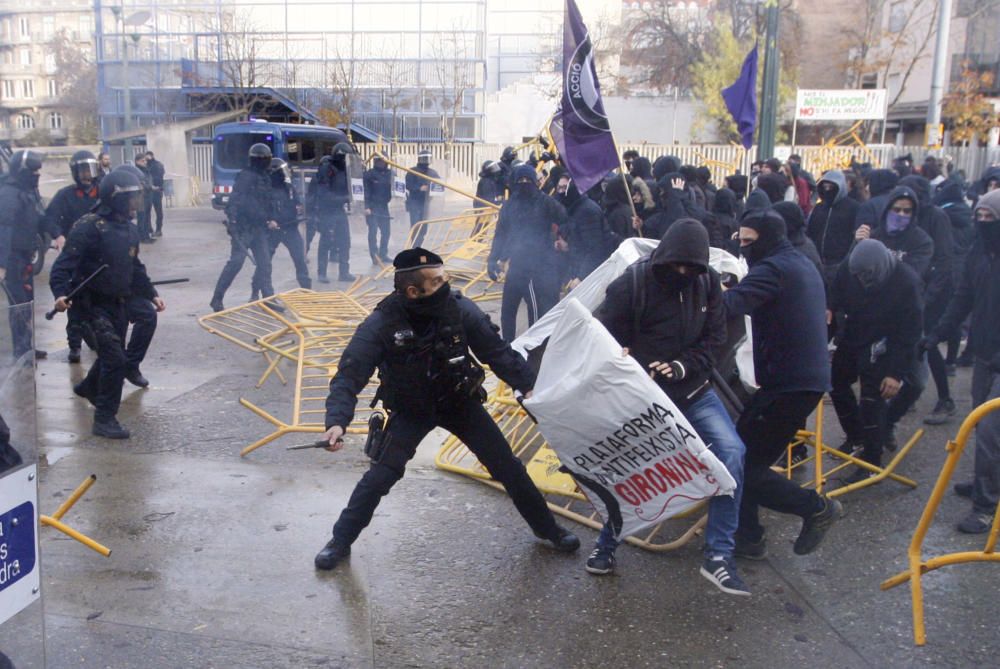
[0,300,44,667]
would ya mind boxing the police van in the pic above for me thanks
[211,120,351,210]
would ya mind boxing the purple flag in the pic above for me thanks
[555,0,620,193]
[721,45,758,150]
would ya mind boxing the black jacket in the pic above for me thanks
[559,192,609,280]
[489,187,565,274]
[871,186,935,280]
[475,174,504,206]
[934,179,976,285]
[49,213,156,302]
[0,181,53,270]
[807,170,860,268]
[146,158,166,189]
[324,291,535,430]
[228,167,275,229]
[602,177,634,242]
[830,259,923,381]
[272,183,301,229]
[855,169,899,230]
[405,165,440,210]
[772,201,822,277]
[363,166,393,208]
[642,173,703,240]
[595,220,726,408]
[724,239,831,394]
[935,242,1000,364]
[899,175,954,307]
[45,184,99,237]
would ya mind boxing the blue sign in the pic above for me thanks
[0,502,36,593]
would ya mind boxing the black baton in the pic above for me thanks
[45,263,108,320]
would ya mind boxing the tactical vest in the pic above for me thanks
[373,293,486,414]
[72,213,139,299]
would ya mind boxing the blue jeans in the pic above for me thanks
[597,389,746,558]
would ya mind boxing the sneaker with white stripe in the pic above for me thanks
[699,557,751,596]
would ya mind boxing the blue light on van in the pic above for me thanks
[265,135,272,140]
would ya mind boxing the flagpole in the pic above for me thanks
[612,133,642,236]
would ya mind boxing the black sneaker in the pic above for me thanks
[924,398,956,425]
[844,467,876,485]
[314,539,351,570]
[734,534,767,561]
[539,526,580,553]
[317,275,331,284]
[92,418,130,439]
[956,510,993,534]
[699,557,750,596]
[884,428,898,453]
[73,382,97,406]
[126,368,150,388]
[585,545,616,575]
[338,273,356,282]
[210,298,225,312]
[789,444,808,467]
[954,481,973,498]
[794,496,844,555]
[68,347,81,364]
[836,437,864,457]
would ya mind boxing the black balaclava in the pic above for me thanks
[405,281,451,319]
[974,190,1000,255]
[849,239,897,290]
[510,164,539,200]
[650,218,709,291]
[739,208,788,266]
[556,179,582,210]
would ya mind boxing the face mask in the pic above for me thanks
[405,282,451,318]
[15,171,39,190]
[653,265,695,291]
[977,221,1000,254]
[513,181,536,198]
[740,240,767,266]
[886,211,911,234]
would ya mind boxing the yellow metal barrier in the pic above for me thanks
[880,398,1000,646]
[40,474,111,557]
[435,383,708,551]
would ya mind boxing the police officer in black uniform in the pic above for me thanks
[0,150,62,360]
[363,155,393,263]
[210,143,277,312]
[314,248,580,569]
[404,150,439,248]
[49,170,164,439]
[45,150,100,362]
[307,145,354,282]
[251,157,311,299]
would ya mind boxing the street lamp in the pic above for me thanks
[109,6,150,161]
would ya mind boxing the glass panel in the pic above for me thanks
[215,132,274,170]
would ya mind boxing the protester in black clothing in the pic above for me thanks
[488,164,566,341]
[251,158,310,299]
[628,156,656,214]
[829,239,923,481]
[405,151,440,248]
[364,156,394,263]
[806,170,861,287]
[143,151,166,236]
[968,166,1000,205]
[555,174,609,283]
[133,154,155,244]
[210,143,277,311]
[45,150,100,362]
[695,166,717,213]
[711,187,740,255]
[755,172,788,205]
[934,179,976,367]
[602,176,636,241]
[723,209,842,560]
[652,155,681,182]
[313,248,580,570]
[744,188,771,213]
[680,165,707,210]
[855,169,899,230]
[49,170,165,439]
[892,154,914,179]
[857,185,934,279]
[641,173,703,239]
[772,201,822,276]
[0,150,60,359]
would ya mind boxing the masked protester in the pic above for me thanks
[364,156,394,263]
[934,178,976,368]
[641,172,702,239]
[314,247,580,570]
[922,189,1000,533]
[829,239,923,482]
[602,176,636,241]
[404,150,440,248]
[45,150,100,362]
[49,170,165,439]
[772,201,822,276]
[855,168,899,230]
[806,170,861,287]
[857,186,934,279]
[0,150,61,359]
[554,175,610,282]
[487,164,566,341]
[723,209,842,561]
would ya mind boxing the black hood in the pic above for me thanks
[880,185,921,225]
[772,200,805,235]
[867,169,899,197]
[899,175,932,209]
[652,156,681,181]
[740,207,788,257]
[651,218,709,271]
[745,189,771,212]
[603,177,632,207]
[656,172,686,201]
[756,172,788,203]
[631,156,652,180]
[713,187,738,216]
[934,178,966,206]
[725,174,748,197]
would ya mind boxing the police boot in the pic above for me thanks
[338,263,355,282]
[68,347,81,364]
[314,538,351,570]
[125,367,150,388]
[92,417,131,440]
[73,381,97,406]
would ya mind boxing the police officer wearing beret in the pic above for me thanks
[315,248,580,569]
[49,170,165,439]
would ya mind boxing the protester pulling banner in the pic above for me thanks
[551,0,620,194]
[523,299,737,542]
[721,44,759,150]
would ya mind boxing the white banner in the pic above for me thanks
[523,299,737,541]
[795,89,887,121]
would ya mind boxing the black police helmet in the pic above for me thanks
[501,146,516,163]
[248,143,272,170]
[98,169,143,219]
[417,150,431,166]
[269,157,290,184]
[9,150,43,189]
[332,142,352,157]
[70,150,99,185]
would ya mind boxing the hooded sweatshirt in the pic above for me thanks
[652,155,681,181]
[806,170,861,271]
[711,187,740,254]
[557,180,610,280]
[871,185,935,280]
[595,219,725,408]
[935,189,1000,365]
[899,175,954,307]
[756,172,789,204]
[642,172,700,239]
[744,188,772,212]
[970,166,1000,205]
[488,164,566,274]
[855,169,899,229]
[603,176,635,241]
[773,200,822,274]
[724,211,830,394]
[830,239,923,381]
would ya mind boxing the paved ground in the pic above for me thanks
[3,204,998,667]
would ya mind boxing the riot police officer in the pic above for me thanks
[210,143,277,312]
[314,247,580,570]
[0,150,62,360]
[49,170,165,439]
[45,150,101,362]
[404,150,439,248]
[307,144,354,282]
[363,155,393,263]
[475,160,505,206]
[251,157,311,298]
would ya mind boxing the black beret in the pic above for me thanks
[393,248,443,273]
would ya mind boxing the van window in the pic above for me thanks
[286,137,317,166]
[215,133,274,170]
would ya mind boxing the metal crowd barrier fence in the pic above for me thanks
[39,474,111,557]
[880,398,1000,646]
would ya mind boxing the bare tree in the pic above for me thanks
[429,25,480,150]
[327,41,370,130]
[374,50,417,141]
[49,29,99,143]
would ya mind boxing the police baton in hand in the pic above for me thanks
[286,439,337,451]
[45,263,108,320]
[150,278,190,287]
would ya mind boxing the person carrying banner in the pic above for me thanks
[584,219,749,596]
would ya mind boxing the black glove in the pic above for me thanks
[918,334,940,354]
